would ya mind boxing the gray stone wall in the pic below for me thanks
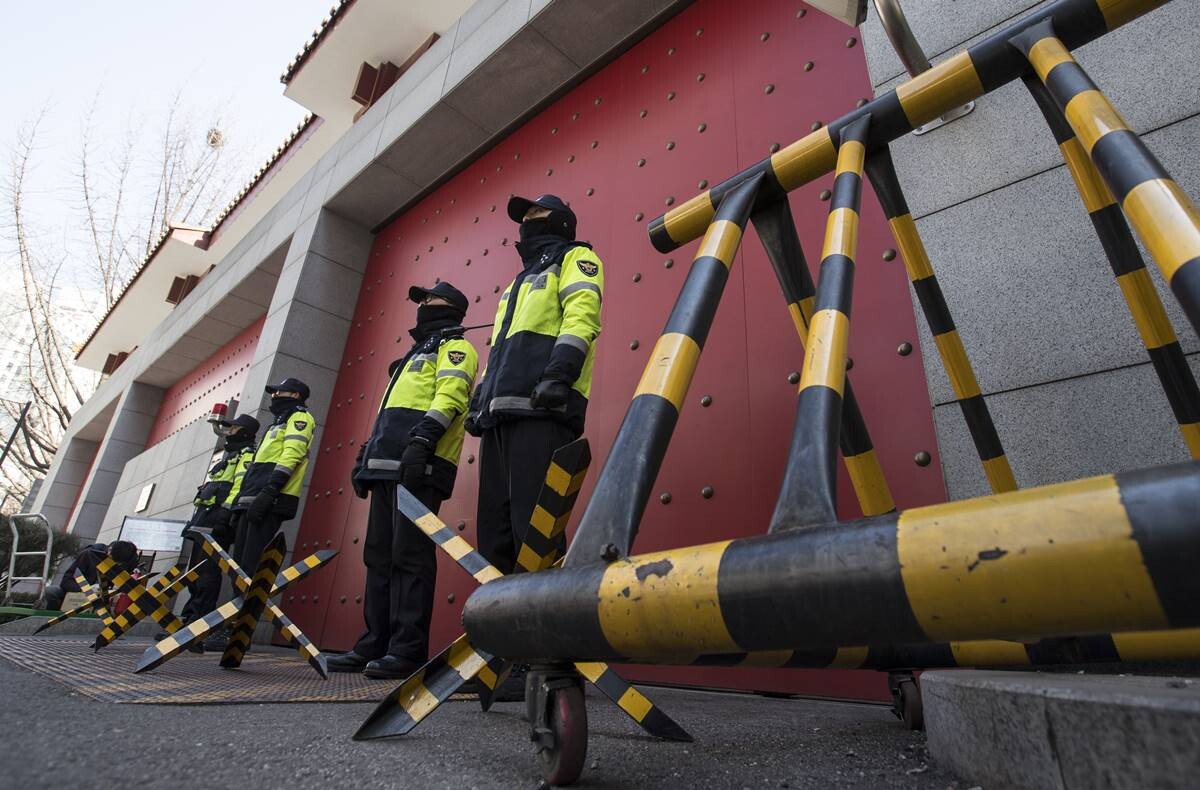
[861,0,1200,499]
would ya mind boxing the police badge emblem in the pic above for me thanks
[576,259,599,277]
[448,350,467,365]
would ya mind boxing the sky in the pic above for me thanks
[0,0,334,293]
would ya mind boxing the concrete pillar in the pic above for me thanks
[33,436,99,531]
[65,382,164,541]
[238,208,373,551]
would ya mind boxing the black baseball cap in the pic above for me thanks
[265,377,310,401]
[408,281,468,312]
[507,194,577,241]
[218,413,261,434]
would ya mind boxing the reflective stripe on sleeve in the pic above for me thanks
[426,409,452,428]
[555,333,590,353]
[560,281,602,302]
[437,369,473,382]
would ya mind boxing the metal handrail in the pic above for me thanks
[872,0,931,76]
[871,0,973,133]
[3,513,54,605]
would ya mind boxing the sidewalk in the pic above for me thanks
[0,637,961,789]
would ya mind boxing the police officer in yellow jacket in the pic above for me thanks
[466,194,603,575]
[232,377,315,575]
[327,282,478,678]
[179,413,259,629]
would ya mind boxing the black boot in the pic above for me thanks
[202,627,231,652]
[326,651,371,673]
[363,655,422,680]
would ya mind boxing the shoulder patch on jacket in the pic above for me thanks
[576,259,599,277]
[293,420,308,430]
[447,350,466,365]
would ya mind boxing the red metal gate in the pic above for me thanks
[288,0,946,701]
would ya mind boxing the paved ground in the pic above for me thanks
[0,640,964,789]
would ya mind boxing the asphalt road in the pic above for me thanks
[0,650,964,789]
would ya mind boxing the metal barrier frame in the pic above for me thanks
[466,0,1200,668]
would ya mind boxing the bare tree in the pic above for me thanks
[0,95,246,511]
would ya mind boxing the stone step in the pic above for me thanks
[923,669,1200,789]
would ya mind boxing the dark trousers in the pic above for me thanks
[231,510,285,580]
[477,419,575,575]
[180,513,235,623]
[352,480,442,663]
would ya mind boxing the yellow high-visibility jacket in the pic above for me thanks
[469,243,603,436]
[358,329,478,496]
[224,448,256,511]
[194,446,254,508]
[236,407,315,518]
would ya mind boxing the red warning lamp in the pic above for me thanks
[208,402,228,433]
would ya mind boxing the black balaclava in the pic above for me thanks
[517,207,576,265]
[268,394,303,418]
[224,429,254,452]
[410,303,466,344]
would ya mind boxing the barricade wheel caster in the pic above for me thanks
[886,671,924,731]
[529,668,588,786]
[898,679,923,730]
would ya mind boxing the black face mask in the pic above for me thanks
[519,208,575,243]
[410,304,465,342]
[224,431,254,451]
[269,396,301,418]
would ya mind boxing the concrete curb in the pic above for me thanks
[923,669,1200,789]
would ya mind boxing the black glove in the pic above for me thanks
[351,443,368,499]
[204,507,231,529]
[464,413,481,437]
[400,438,434,490]
[531,379,570,410]
[248,486,278,523]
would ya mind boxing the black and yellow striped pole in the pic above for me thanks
[680,627,1200,670]
[220,533,286,669]
[564,174,764,564]
[1011,19,1200,336]
[771,116,880,529]
[751,200,894,518]
[864,149,1017,493]
[647,0,1172,254]
[1019,75,1200,457]
[465,460,1200,662]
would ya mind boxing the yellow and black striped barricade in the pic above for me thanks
[667,627,1200,673]
[1012,18,1200,346]
[648,1,1176,255]
[92,560,204,650]
[32,570,118,634]
[135,533,334,677]
[564,174,765,566]
[770,116,879,529]
[750,197,894,518]
[864,148,1017,494]
[1021,76,1200,458]
[464,461,1200,662]
[220,533,286,669]
[91,563,202,649]
[355,445,690,743]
